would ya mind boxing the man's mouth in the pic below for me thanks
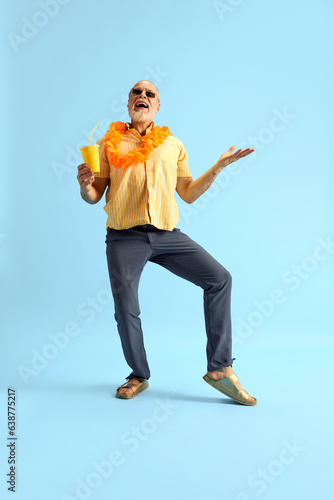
[135,101,149,110]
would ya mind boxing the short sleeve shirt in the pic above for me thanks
[94,122,192,231]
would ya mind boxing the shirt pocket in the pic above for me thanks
[109,167,129,191]
[156,146,179,168]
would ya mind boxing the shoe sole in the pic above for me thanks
[203,375,257,406]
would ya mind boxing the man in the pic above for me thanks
[77,80,257,405]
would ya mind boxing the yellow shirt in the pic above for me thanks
[95,122,192,231]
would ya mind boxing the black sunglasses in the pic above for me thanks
[132,88,156,98]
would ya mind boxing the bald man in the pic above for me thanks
[77,80,257,405]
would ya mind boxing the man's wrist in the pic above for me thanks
[213,161,225,174]
[80,187,93,203]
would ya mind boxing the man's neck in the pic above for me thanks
[129,120,153,136]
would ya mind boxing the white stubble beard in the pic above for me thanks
[129,104,156,124]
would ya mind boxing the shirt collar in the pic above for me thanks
[125,121,154,136]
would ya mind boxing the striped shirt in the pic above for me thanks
[94,122,192,231]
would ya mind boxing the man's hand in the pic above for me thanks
[77,163,109,204]
[77,163,95,194]
[216,146,255,170]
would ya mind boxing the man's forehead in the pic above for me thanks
[132,81,158,92]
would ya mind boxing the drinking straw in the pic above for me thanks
[89,121,100,145]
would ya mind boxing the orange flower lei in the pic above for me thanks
[104,121,172,169]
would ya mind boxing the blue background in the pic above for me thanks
[1,0,333,499]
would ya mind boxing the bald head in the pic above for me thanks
[128,80,160,102]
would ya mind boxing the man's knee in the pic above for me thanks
[205,266,232,291]
[214,267,232,288]
[222,268,232,288]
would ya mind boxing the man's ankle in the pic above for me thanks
[209,366,232,372]
[207,366,233,379]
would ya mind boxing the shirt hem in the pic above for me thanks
[106,222,177,232]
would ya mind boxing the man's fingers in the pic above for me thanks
[78,164,94,176]
[77,164,93,182]
[78,164,92,172]
[239,149,255,158]
[233,148,255,160]
[77,171,92,181]
[77,172,95,185]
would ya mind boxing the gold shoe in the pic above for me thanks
[116,378,149,399]
[203,373,257,406]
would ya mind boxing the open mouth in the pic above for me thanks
[135,101,149,110]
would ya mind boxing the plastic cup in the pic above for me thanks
[80,144,100,173]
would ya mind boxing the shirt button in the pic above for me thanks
[147,168,150,171]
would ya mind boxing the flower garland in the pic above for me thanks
[104,121,172,169]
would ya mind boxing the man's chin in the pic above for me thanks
[129,110,155,123]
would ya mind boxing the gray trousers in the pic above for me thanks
[105,224,235,380]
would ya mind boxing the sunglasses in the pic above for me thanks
[132,88,157,98]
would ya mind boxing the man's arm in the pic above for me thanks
[176,145,255,204]
[77,164,109,204]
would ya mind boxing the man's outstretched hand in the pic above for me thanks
[216,146,255,170]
